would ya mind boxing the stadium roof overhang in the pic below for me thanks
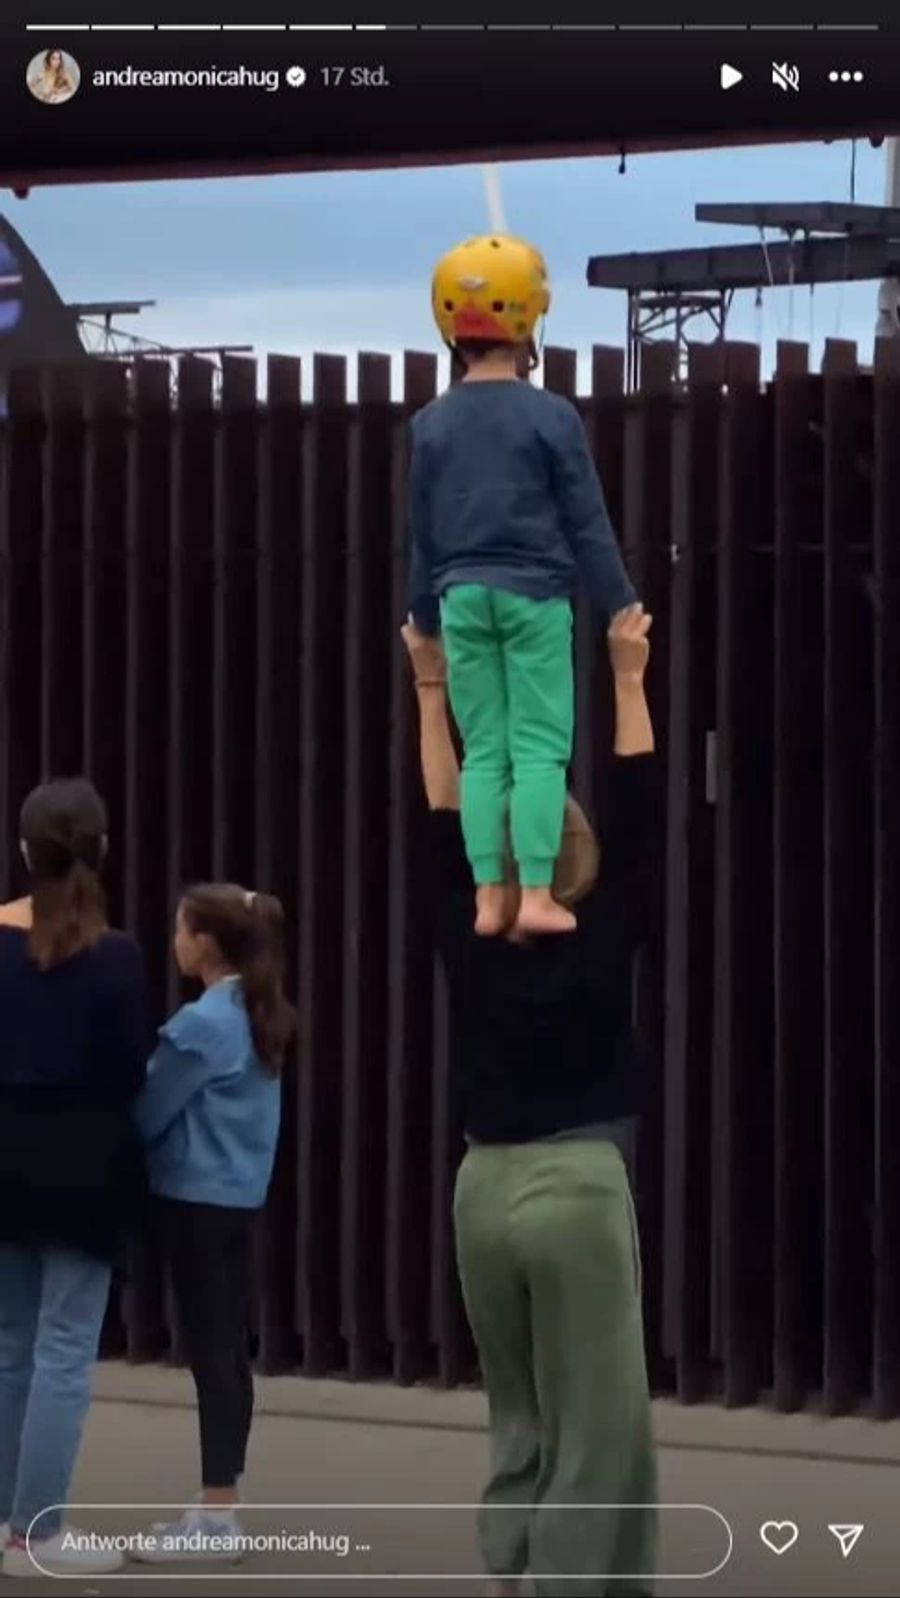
[5,120,897,195]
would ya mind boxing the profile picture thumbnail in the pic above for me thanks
[26,48,81,106]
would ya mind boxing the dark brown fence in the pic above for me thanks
[1,337,899,1416]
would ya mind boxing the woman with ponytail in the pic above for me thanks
[0,779,150,1579]
[133,884,295,1563]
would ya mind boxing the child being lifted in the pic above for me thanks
[408,234,639,936]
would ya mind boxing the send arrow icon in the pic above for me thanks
[828,1524,864,1559]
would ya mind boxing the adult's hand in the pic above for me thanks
[608,604,652,683]
[609,606,654,756]
[401,621,447,685]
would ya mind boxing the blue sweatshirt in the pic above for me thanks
[407,380,636,635]
[134,978,280,1210]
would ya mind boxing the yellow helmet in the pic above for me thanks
[432,234,551,347]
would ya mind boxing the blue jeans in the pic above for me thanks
[0,1246,111,1539]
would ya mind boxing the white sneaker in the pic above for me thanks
[130,1506,245,1565]
[2,1527,125,1578]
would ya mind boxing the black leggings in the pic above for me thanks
[157,1199,256,1489]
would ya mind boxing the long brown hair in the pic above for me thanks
[180,884,296,1073]
[43,49,70,91]
[20,778,108,970]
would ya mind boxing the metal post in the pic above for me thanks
[876,139,900,339]
[481,165,507,234]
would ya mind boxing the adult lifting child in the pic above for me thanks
[408,233,639,936]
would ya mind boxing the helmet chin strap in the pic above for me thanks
[529,319,547,372]
[446,339,465,383]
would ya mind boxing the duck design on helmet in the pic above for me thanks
[431,234,551,349]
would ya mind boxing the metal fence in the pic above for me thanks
[1,337,898,1416]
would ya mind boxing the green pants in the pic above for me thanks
[440,585,574,888]
[454,1142,657,1596]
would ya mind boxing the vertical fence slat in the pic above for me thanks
[772,357,825,1411]
[624,341,676,1390]
[296,354,349,1374]
[213,355,259,886]
[431,371,476,1391]
[662,355,721,1401]
[121,359,171,1366]
[212,354,263,1354]
[43,366,86,779]
[161,357,216,1360]
[341,353,393,1380]
[167,358,215,1015]
[822,344,873,1414]
[0,371,44,892]
[547,346,601,814]
[822,339,859,377]
[254,354,303,1375]
[686,343,728,1375]
[124,362,172,1013]
[83,360,133,1357]
[83,362,130,920]
[543,345,577,396]
[386,351,438,1383]
[872,337,900,1418]
[714,343,775,1407]
[592,345,625,399]
[776,341,810,379]
[255,354,302,907]
[573,348,625,806]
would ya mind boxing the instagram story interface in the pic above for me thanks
[0,8,899,1597]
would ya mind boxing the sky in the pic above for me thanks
[6,136,890,391]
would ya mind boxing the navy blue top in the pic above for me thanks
[0,927,152,1261]
[407,381,637,635]
[0,927,150,1096]
[430,755,655,1143]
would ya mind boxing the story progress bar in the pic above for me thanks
[22,21,883,33]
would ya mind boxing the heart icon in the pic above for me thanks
[760,1521,799,1556]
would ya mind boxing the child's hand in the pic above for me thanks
[401,621,447,685]
[608,604,652,682]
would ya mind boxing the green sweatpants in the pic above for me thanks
[454,1141,657,1596]
[440,585,574,888]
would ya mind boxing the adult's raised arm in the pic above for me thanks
[609,605,654,756]
[401,623,460,812]
[599,605,656,939]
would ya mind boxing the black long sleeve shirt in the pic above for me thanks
[430,753,655,1144]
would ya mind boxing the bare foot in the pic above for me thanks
[485,1581,521,1598]
[475,884,507,936]
[515,888,577,936]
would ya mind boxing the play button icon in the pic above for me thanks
[721,63,744,89]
